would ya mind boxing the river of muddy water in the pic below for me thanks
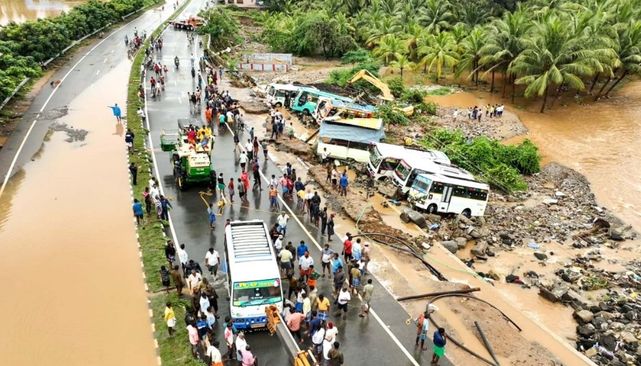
[428,82,641,232]
[0,0,86,25]
[0,62,157,365]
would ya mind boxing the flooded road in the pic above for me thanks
[428,82,641,231]
[0,0,85,25]
[0,62,157,365]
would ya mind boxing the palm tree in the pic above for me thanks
[417,31,459,83]
[419,0,453,33]
[600,21,641,98]
[402,22,427,61]
[373,34,406,65]
[457,27,488,85]
[479,8,531,98]
[390,53,415,79]
[364,17,401,48]
[510,16,606,112]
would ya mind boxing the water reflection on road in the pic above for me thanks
[0,62,156,365]
[0,0,86,25]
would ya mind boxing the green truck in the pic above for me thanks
[160,121,215,190]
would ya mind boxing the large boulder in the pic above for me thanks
[440,240,459,254]
[403,209,427,228]
[454,237,468,249]
[539,283,569,303]
[471,241,488,258]
[574,309,594,324]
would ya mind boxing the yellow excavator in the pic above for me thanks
[348,69,414,116]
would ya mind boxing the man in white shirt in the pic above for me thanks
[187,270,202,295]
[279,247,293,274]
[274,235,284,252]
[277,212,290,236]
[177,243,189,277]
[299,251,314,281]
[337,286,351,319]
[204,247,220,277]
[206,340,223,365]
[239,150,248,171]
[320,147,329,163]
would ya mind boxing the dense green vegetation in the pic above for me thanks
[261,0,641,112]
[421,129,540,191]
[197,7,242,50]
[0,0,158,102]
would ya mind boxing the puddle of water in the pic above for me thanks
[0,62,157,365]
[0,0,86,25]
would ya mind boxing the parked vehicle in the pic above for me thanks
[408,173,490,217]
[160,120,214,190]
[316,117,385,163]
[224,220,283,330]
[392,154,475,195]
[313,97,375,123]
[265,83,304,108]
[290,87,352,116]
[367,142,451,181]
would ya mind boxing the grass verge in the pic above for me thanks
[150,293,201,366]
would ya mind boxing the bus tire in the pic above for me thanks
[462,209,472,218]
[427,204,438,214]
[275,102,282,108]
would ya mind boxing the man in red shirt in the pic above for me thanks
[286,311,306,343]
[342,233,353,262]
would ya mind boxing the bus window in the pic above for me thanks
[452,186,468,198]
[348,141,370,151]
[469,189,488,201]
[394,160,411,182]
[380,158,399,171]
[369,146,383,169]
[407,168,427,187]
[298,93,308,105]
[430,182,445,194]
[413,176,432,193]
[233,279,281,307]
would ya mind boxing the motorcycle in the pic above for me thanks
[174,56,180,69]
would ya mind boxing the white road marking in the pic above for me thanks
[0,21,132,199]
[96,70,101,76]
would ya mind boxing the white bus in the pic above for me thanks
[224,220,283,330]
[265,83,305,108]
[367,142,451,181]
[392,154,475,195]
[317,117,385,163]
[408,173,490,217]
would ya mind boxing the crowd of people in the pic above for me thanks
[125,20,451,366]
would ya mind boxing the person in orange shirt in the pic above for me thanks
[205,107,213,125]
[269,185,278,210]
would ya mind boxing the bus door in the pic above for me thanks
[439,185,453,211]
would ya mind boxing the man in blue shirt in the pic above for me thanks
[133,199,144,225]
[432,327,447,364]
[296,240,308,260]
[339,172,348,196]
[108,103,122,123]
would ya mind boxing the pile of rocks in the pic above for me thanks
[433,106,528,140]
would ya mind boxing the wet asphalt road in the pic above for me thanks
[144,3,451,365]
[0,3,179,191]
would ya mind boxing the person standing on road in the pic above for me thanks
[342,233,353,262]
[320,207,328,235]
[328,341,344,366]
[207,203,217,229]
[187,322,199,358]
[143,187,152,215]
[160,265,171,293]
[235,332,248,361]
[227,178,235,203]
[206,340,223,366]
[332,266,345,298]
[362,242,371,275]
[360,278,374,317]
[129,162,138,185]
[164,302,176,336]
[432,328,447,364]
[252,159,262,190]
[239,150,248,171]
[336,286,351,319]
[133,199,144,225]
[187,269,203,296]
[269,185,278,209]
[237,177,246,203]
[204,247,220,277]
[170,265,185,296]
[108,103,122,123]
[327,214,335,241]
[279,245,293,276]
[296,240,309,261]
[320,244,334,278]
[322,324,339,362]
[217,173,225,196]
[415,311,429,349]
[160,195,172,221]
[299,251,314,282]
[286,310,306,343]
[165,240,176,263]
[316,294,331,320]
[277,211,289,236]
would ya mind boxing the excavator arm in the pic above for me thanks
[348,69,395,102]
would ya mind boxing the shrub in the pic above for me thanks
[376,103,411,125]
[387,77,406,99]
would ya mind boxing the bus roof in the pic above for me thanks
[416,173,490,191]
[330,99,376,112]
[268,83,302,91]
[298,87,352,102]
[324,117,383,130]
[225,220,280,282]
[401,154,474,180]
[373,142,451,165]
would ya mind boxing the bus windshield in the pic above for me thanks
[394,160,412,182]
[413,176,432,193]
[369,145,382,169]
[233,279,282,307]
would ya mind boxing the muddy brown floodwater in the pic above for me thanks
[0,0,86,25]
[428,82,641,232]
[0,62,157,365]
